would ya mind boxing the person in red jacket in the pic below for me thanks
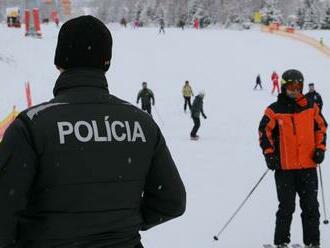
[258,69,327,248]
[194,18,199,29]
[271,71,280,94]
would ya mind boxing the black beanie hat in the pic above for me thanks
[54,15,112,71]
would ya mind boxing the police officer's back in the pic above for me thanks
[0,16,186,248]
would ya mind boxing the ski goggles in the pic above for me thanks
[286,82,303,91]
[281,79,303,91]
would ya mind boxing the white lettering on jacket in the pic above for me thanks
[57,117,146,144]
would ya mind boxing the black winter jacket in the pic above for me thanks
[191,95,206,118]
[136,89,154,107]
[305,91,323,111]
[0,69,186,248]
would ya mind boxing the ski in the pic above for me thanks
[263,245,304,248]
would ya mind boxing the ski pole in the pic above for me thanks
[154,105,165,126]
[213,169,269,241]
[318,165,329,225]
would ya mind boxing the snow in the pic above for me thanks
[303,30,330,45]
[1,24,330,247]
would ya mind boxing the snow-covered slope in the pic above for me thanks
[1,24,329,248]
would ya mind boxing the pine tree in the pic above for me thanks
[296,8,305,29]
[260,0,283,25]
[322,6,330,29]
[310,0,323,29]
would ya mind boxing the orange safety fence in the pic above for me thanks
[0,106,19,141]
[261,25,330,58]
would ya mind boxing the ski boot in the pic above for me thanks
[276,244,289,248]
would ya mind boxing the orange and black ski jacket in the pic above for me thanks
[259,93,327,170]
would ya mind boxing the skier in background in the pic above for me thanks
[258,69,327,248]
[137,82,155,115]
[182,80,194,112]
[120,17,127,27]
[190,91,207,140]
[271,71,280,94]
[254,74,263,90]
[178,19,185,30]
[305,83,323,111]
[159,19,165,34]
[194,18,199,29]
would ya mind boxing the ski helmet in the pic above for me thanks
[281,69,304,93]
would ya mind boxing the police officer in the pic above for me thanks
[0,15,186,248]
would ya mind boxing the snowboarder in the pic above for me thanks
[271,71,280,94]
[159,18,165,34]
[254,74,263,90]
[258,69,327,248]
[182,80,194,112]
[137,82,155,115]
[305,83,323,111]
[190,91,207,140]
[0,16,186,248]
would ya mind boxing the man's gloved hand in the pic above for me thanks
[313,148,325,164]
[265,153,280,171]
[202,114,207,119]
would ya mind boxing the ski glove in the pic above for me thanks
[202,114,207,119]
[313,148,325,164]
[265,153,280,171]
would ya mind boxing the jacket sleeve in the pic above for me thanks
[258,108,276,154]
[136,91,141,103]
[141,129,186,230]
[314,104,327,150]
[0,118,37,246]
[149,90,155,104]
[201,101,206,118]
[318,93,323,110]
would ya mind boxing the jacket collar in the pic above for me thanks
[53,68,109,97]
[277,93,307,107]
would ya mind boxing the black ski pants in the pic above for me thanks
[142,104,152,115]
[184,96,192,111]
[190,117,200,137]
[274,168,320,246]
[254,82,262,90]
